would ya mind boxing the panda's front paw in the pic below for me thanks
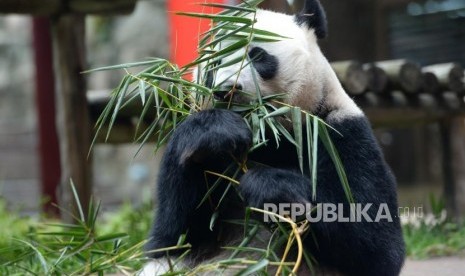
[177,109,252,165]
[239,167,311,208]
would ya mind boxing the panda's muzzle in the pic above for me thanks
[213,84,243,101]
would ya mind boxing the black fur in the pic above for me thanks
[145,1,404,274]
[146,108,405,275]
[249,47,279,80]
[295,0,328,39]
[146,109,251,258]
[244,115,405,275]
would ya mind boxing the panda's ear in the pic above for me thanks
[295,0,327,39]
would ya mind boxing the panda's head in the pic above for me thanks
[202,0,335,113]
[199,0,362,119]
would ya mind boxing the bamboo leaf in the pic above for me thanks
[106,75,130,142]
[210,211,219,231]
[201,24,250,50]
[176,12,254,24]
[262,106,290,119]
[311,116,319,200]
[70,180,85,222]
[200,3,256,13]
[222,25,288,39]
[318,124,354,204]
[83,59,165,73]
[235,259,269,275]
[95,233,128,243]
[138,80,146,105]
[292,107,303,173]
[134,91,155,138]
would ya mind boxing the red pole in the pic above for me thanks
[32,18,61,216]
[168,0,224,68]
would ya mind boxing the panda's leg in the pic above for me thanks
[146,109,252,258]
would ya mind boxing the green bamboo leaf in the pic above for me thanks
[292,107,303,173]
[206,56,243,72]
[274,121,297,147]
[83,59,165,73]
[186,38,249,68]
[13,239,49,274]
[210,211,219,231]
[311,116,319,200]
[138,79,146,105]
[196,166,233,209]
[88,200,101,229]
[106,75,131,142]
[222,25,288,39]
[70,180,85,222]
[200,21,237,38]
[176,12,254,24]
[140,73,211,95]
[95,233,128,242]
[259,117,266,143]
[250,36,283,43]
[216,183,233,210]
[201,24,250,50]
[251,112,260,145]
[235,259,269,276]
[318,124,354,204]
[135,91,155,138]
[265,117,282,146]
[38,231,87,237]
[200,3,256,13]
[262,106,290,119]
[44,223,87,229]
[242,0,265,8]
[134,110,168,157]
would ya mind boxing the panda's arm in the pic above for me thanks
[239,167,312,207]
[146,109,251,258]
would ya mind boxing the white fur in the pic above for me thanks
[138,258,177,276]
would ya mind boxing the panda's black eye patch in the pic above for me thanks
[248,47,278,80]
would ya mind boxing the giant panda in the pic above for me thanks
[142,0,405,275]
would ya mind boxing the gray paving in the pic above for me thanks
[402,257,465,276]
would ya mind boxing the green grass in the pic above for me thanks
[0,193,152,275]
[1,195,465,274]
[403,219,465,259]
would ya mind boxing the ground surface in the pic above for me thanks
[401,257,465,276]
